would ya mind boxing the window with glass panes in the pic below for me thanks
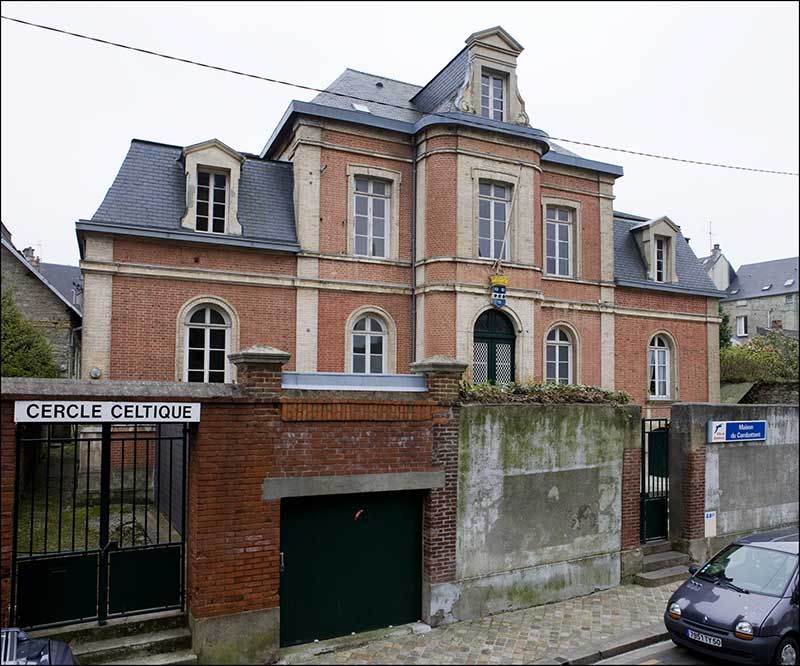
[354,178,389,258]
[546,327,573,384]
[186,306,229,383]
[648,335,669,398]
[196,171,227,234]
[654,237,666,282]
[545,206,573,276]
[351,315,386,374]
[480,73,504,121]
[478,182,509,260]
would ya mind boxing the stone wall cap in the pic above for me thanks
[410,356,468,374]
[228,345,291,366]
[0,377,241,399]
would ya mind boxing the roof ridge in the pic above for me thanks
[737,256,799,268]
[343,67,423,90]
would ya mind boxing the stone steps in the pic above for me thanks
[642,550,690,572]
[634,564,690,587]
[641,540,673,556]
[73,627,192,665]
[106,647,197,665]
[28,610,186,646]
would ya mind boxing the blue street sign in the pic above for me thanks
[491,285,506,308]
[707,420,767,443]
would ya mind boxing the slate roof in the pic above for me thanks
[613,211,723,297]
[87,140,298,251]
[723,256,799,301]
[38,262,83,314]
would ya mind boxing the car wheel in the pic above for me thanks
[775,636,799,666]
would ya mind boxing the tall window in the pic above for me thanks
[648,335,670,398]
[196,171,227,234]
[354,178,389,258]
[545,206,573,276]
[478,182,509,260]
[736,315,748,337]
[351,315,386,374]
[186,306,230,383]
[480,72,505,121]
[546,327,573,384]
[654,237,667,282]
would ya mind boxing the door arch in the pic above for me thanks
[472,309,516,384]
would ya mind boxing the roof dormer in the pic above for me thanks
[630,215,680,283]
[180,139,245,236]
[453,26,530,125]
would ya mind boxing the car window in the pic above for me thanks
[698,544,798,597]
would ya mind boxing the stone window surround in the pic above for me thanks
[457,55,529,125]
[471,168,523,264]
[646,330,679,401]
[175,295,240,383]
[541,197,582,280]
[542,321,581,385]
[180,141,244,237]
[346,165,402,261]
[344,305,397,374]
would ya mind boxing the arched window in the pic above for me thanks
[185,306,231,383]
[351,315,387,374]
[648,335,670,398]
[473,309,515,384]
[546,327,573,384]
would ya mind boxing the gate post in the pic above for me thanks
[411,356,466,627]
[187,345,288,665]
[1,399,16,627]
[620,423,643,580]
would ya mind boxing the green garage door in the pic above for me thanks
[280,490,423,647]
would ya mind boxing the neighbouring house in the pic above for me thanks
[76,25,724,413]
[1,222,82,377]
[699,243,735,291]
[717,255,799,344]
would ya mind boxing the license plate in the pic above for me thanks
[685,628,722,648]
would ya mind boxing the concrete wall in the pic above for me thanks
[426,404,640,623]
[670,403,799,563]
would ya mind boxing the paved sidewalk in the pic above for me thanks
[293,583,676,665]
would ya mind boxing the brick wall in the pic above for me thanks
[621,447,641,549]
[681,449,706,542]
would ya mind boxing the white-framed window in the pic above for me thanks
[196,170,227,234]
[648,335,670,398]
[545,206,573,276]
[351,315,386,374]
[354,178,390,258]
[654,237,667,282]
[480,72,505,121]
[185,305,230,383]
[736,315,748,337]
[546,327,573,384]
[478,181,509,260]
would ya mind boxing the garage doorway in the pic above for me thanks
[279,490,423,647]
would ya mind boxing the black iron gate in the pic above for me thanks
[10,422,188,630]
[640,418,670,542]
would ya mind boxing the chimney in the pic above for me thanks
[21,246,40,269]
[711,243,721,257]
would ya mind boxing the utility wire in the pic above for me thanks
[2,14,798,177]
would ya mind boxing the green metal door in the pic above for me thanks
[472,309,516,384]
[640,420,670,542]
[279,491,423,647]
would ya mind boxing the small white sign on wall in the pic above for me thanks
[704,511,717,538]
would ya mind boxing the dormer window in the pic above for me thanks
[655,237,667,282]
[196,170,227,234]
[480,72,505,121]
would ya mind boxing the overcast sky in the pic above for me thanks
[2,1,798,269]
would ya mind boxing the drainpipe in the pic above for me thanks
[410,137,418,363]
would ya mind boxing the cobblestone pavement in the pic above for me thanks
[295,583,676,665]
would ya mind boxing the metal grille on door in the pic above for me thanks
[495,343,512,383]
[473,342,489,383]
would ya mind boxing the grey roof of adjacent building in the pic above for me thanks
[613,211,724,297]
[1,235,82,318]
[86,140,298,251]
[723,256,799,301]
[756,325,799,340]
[38,262,83,314]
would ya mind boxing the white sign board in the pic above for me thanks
[704,511,717,538]
[14,401,201,423]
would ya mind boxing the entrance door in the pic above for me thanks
[11,423,187,629]
[279,491,422,647]
[473,309,516,384]
[640,419,670,542]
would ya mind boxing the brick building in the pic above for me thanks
[77,26,722,411]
